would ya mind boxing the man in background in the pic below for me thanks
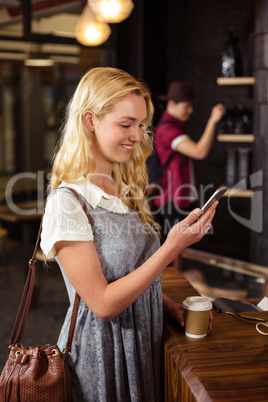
[153,81,225,238]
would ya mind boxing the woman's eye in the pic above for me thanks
[121,125,130,128]
[139,124,145,129]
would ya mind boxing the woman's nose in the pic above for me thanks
[129,126,143,143]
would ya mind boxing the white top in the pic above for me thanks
[40,181,129,259]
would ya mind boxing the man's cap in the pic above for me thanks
[158,81,197,103]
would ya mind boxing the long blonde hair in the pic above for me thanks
[50,67,158,233]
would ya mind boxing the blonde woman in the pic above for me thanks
[41,67,216,401]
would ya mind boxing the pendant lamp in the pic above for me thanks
[88,0,134,23]
[75,4,111,46]
[24,47,55,67]
[24,53,55,67]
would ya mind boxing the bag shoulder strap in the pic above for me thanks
[154,119,178,169]
[60,187,93,353]
[163,149,176,169]
[10,187,92,355]
[61,187,93,227]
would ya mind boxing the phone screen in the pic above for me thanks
[201,186,228,213]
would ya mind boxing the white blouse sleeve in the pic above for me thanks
[40,190,93,259]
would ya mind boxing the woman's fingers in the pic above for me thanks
[207,311,214,333]
[186,201,218,236]
[193,201,218,226]
[166,201,219,257]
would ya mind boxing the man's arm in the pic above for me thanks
[176,104,226,159]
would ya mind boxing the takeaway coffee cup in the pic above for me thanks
[182,296,212,338]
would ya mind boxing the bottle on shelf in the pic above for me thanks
[221,31,243,77]
[224,147,252,189]
[234,104,252,134]
[225,148,237,187]
[237,148,252,186]
[216,105,253,135]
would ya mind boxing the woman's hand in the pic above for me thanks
[163,201,218,263]
[162,294,213,333]
[162,294,185,327]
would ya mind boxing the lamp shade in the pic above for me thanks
[75,4,111,46]
[24,53,55,67]
[89,0,134,23]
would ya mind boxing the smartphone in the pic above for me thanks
[201,186,228,214]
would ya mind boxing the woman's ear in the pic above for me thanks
[82,110,95,131]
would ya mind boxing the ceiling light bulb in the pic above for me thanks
[100,1,121,19]
[84,25,103,43]
[75,4,111,46]
[89,0,134,23]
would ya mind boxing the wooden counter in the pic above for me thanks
[162,266,268,402]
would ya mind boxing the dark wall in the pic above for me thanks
[164,0,255,261]
[113,0,256,261]
[165,0,254,186]
[114,0,168,118]
[250,0,268,266]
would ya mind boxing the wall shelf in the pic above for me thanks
[223,188,253,198]
[216,77,255,86]
[217,134,254,143]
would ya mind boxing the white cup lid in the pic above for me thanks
[183,296,212,311]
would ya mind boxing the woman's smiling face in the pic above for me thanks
[92,93,147,168]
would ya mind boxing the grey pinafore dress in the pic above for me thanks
[55,191,163,402]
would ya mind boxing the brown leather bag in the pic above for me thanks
[0,188,92,401]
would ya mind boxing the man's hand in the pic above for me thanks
[210,103,226,124]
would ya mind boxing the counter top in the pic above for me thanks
[162,266,268,402]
